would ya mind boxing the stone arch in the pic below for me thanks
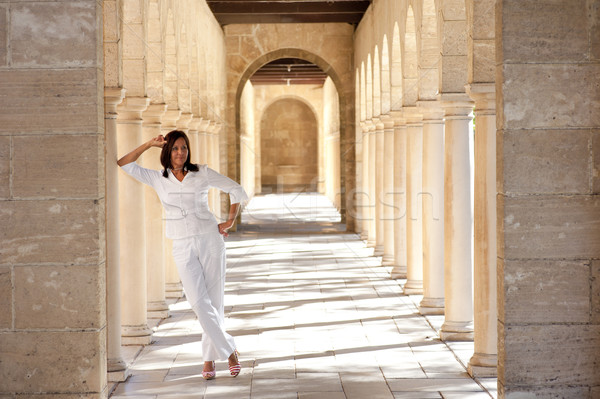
[235,47,350,222]
[366,54,373,120]
[391,22,403,110]
[381,35,391,115]
[419,0,440,100]
[258,94,320,127]
[373,46,381,117]
[403,5,418,106]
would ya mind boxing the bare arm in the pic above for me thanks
[117,135,165,167]
[218,202,241,237]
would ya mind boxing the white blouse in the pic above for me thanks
[121,162,248,239]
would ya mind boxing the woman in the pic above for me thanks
[118,130,246,380]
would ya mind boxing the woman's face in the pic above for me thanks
[170,137,188,170]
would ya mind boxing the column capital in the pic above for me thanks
[371,116,384,130]
[465,83,496,115]
[198,119,211,133]
[390,110,406,126]
[104,87,126,114]
[417,100,445,122]
[189,117,203,132]
[208,121,222,135]
[161,109,182,131]
[142,103,167,125]
[176,112,193,130]
[403,106,423,125]
[379,114,395,130]
[439,93,474,118]
[117,96,150,122]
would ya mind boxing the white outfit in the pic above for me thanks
[121,162,248,360]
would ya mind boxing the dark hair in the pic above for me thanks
[160,130,199,178]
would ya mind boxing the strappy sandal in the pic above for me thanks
[229,350,241,377]
[202,361,216,380]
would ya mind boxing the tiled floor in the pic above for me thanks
[110,193,497,399]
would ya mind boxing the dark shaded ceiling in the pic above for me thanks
[207,0,372,25]
[250,58,327,85]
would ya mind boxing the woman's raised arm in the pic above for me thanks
[117,135,166,167]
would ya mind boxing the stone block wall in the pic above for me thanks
[0,1,106,397]
[496,0,600,396]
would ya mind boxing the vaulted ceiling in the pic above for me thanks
[210,1,372,85]
[206,0,372,25]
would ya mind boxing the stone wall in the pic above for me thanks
[0,1,107,397]
[496,0,600,396]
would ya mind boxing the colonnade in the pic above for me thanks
[104,91,224,381]
[356,93,497,377]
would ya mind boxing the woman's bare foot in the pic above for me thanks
[228,350,241,377]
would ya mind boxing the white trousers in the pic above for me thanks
[172,232,236,361]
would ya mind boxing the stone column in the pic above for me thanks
[161,109,183,299]
[381,114,395,265]
[105,87,129,381]
[403,108,424,294]
[419,102,446,315]
[466,84,497,376]
[141,103,169,320]
[198,119,211,165]
[440,95,474,340]
[390,111,407,279]
[373,117,385,256]
[177,112,193,133]
[209,122,222,219]
[360,121,370,241]
[117,96,152,345]
[367,120,377,247]
[188,117,202,164]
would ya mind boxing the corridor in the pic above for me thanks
[110,194,497,399]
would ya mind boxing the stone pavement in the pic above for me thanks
[110,193,497,399]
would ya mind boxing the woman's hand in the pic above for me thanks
[218,220,234,237]
[149,135,166,148]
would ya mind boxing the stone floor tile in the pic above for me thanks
[392,393,441,399]
[387,378,483,392]
[299,392,347,399]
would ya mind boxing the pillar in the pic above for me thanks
[188,117,203,164]
[373,117,385,256]
[177,112,193,133]
[440,95,474,340]
[105,87,129,381]
[466,84,497,376]
[117,96,152,345]
[141,103,169,320]
[367,120,377,247]
[403,108,424,294]
[390,111,407,279]
[381,114,395,265]
[198,119,211,165]
[161,109,183,299]
[419,103,445,315]
[360,121,370,241]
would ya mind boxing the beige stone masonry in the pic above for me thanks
[381,114,395,265]
[390,111,407,279]
[373,117,384,257]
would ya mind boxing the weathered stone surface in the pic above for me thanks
[500,0,589,62]
[14,265,105,329]
[0,330,106,393]
[0,266,11,329]
[442,20,468,56]
[0,199,102,266]
[502,195,600,259]
[122,58,145,97]
[592,0,600,61]
[102,0,119,42]
[440,55,468,93]
[0,136,9,199]
[502,260,590,324]
[593,131,600,194]
[500,324,600,386]
[500,129,591,194]
[0,5,7,67]
[103,42,120,88]
[471,0,495,40]
[122,23,144,59]
[500,64,600,130]
[471,40,494,83]
[0,69,101,134]
[502,385,592,399]
[12,135,101,198]
[11,2,97,68]
[592,260,600,324]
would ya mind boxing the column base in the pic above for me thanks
[366,239,376,248]
[165,282,184,298]
[360,231,369,241]
[382,254,395,265]
[467,353,498,378]
[390,265,407,279]
[403,279,423,295]
[439,320,474,341]
[121,324,153,345]
[419,297,445,315]
[374,245,384,256]
[147,300,170,319]
[107,358,131,383]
